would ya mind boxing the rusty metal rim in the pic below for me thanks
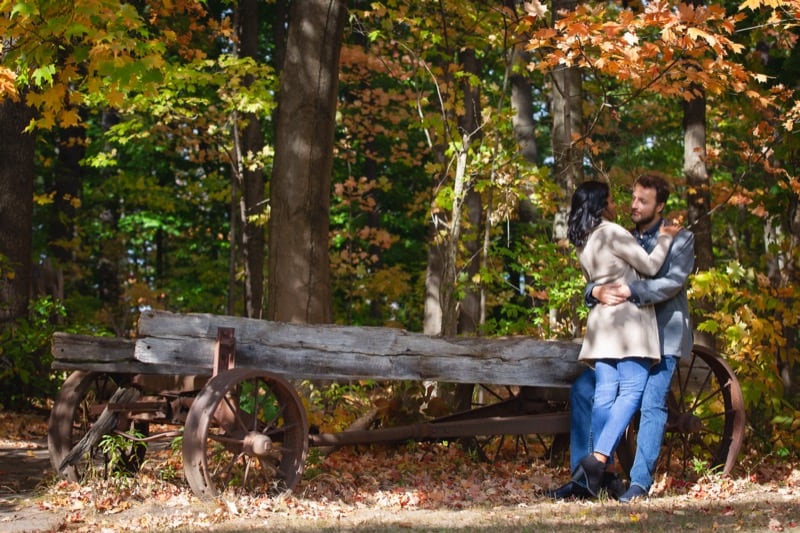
[182,368,309,499]
[681,344,746,476]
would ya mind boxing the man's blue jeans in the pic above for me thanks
[628,355,677,491]
[568,356,678,491]
[569,368,595,473]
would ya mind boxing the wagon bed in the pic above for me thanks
[48,310,745,499]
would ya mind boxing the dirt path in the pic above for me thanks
[0,434,65,533]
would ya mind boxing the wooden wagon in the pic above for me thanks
[48,310,746,499]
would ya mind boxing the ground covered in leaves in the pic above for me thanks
[1,411,798,532]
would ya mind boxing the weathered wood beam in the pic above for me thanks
[51,332,135,362]
[133,311,584,388]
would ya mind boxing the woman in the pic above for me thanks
[566,181,678,497]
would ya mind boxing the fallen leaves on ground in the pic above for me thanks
[2,411,799,531]
[27,441,797,532]
[0,411,48,448]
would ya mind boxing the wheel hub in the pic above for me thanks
[242,432,273,456]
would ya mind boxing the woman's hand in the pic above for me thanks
[659,223,681,237]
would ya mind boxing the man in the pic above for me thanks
[549,174,695,503]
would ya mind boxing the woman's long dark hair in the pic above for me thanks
[567,181,609,248]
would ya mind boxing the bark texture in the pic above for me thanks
[0,98,35,323]
[267,0,346,324]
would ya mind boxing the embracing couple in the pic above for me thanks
[549,174,695,503]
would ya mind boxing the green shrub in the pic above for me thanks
[0,297,67,410]
[691,262,800,458]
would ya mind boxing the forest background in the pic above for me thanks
[0,0,798,470]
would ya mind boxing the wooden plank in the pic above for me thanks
[51,360,212,376]
[51,332,208,376]
[51,332,135,362]
[133,310,584,387]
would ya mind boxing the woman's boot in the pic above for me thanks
[570,455,605,497]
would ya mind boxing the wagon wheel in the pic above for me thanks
[618,345,745,478]
[448,384,570,464]
[182,368,309,498]
[48,371,148,482]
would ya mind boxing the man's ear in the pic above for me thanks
[655,202,666,215]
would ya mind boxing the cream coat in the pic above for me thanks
[577,220,673,363]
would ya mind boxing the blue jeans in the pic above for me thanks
[569,356,677,491]
[592,358,650,458]
[569,368,595,473]
[628,355,677,491]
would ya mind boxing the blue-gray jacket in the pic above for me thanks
[585,221,695,358]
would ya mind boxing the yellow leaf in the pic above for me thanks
[0,67,19,100]
[687,27,717,48]
[106,89,125,108]
[737,0,777,10]
[59,108,81,128]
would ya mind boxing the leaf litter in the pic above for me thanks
[1,412,798,531]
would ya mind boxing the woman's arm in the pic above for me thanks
[607,223,673,276]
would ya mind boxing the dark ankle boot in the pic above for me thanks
[570,455,605,497]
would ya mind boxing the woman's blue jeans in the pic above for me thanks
[591,358,651,459]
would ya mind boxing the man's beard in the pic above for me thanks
[633,211,657,229]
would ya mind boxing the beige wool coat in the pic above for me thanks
[577,220,673,363]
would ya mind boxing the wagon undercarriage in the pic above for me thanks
[48,310,745,499]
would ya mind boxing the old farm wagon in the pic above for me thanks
[48,310,745,498]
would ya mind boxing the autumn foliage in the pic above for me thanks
[0,0,798,463]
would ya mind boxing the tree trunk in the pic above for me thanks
[510,49,538,165]
[456,47,483,339]
[683,86,713,271]
[267,0,346,324]
[423,228,445,336]
[549,0,583,334]
[0,98,35,323]
[550,0,583,243]
[270,0,290,73]
[52,124,84,266]
[550,60,583,241]
[683,0,713,272]
[238,0,266,318]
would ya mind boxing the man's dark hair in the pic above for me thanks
[634,174,670,205]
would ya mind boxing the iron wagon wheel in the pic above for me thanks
[48,370,148,482]
[182,368,309,499]
[440,384,570,464]
[617,344,745,478]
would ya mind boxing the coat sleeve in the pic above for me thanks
[628,230,695,306]
[584,281,599,308]
[607,223,673,276]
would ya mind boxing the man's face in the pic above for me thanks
[630,184,663,228]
